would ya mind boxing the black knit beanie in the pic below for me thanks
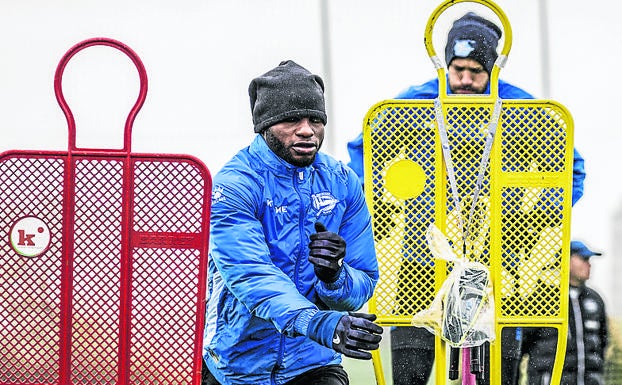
[444,12,502,74]
[249,60,327,133]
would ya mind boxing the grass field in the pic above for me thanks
[342,327,393,385]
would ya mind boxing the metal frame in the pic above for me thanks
[0,38,211,385]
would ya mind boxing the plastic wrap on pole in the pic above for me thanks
[411,224,495,348]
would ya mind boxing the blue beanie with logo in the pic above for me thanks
[445,12,502,74]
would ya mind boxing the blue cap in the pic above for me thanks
[570,240,602,259]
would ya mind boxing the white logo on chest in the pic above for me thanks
[312,192,338,216]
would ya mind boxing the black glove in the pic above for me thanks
[333,312,383,360]
[308,222,346,283]
[306,311,384,360]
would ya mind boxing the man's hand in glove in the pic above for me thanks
[332,312,384,359]
[306,311,383,360]
[308,222,346,283]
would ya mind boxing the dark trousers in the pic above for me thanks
[202,359,349,385]
[390,326,522,385]
[391,327,434,385]
[391,347,434,385]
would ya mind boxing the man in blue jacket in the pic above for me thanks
[347,12,585,385]
[202,60,383,385]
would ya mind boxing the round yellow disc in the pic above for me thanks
[384,159,426,199]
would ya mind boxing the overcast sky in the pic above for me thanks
[1,0,620,308]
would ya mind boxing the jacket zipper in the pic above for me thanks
[272,169,307,385]
[570,289,585,385]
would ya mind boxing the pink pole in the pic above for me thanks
[462,348,476,385]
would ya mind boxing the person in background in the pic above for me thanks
[346,12,586,385]
[519,240,608,385]
[202,60,383,385]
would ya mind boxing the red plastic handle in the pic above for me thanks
[54,37,148,153]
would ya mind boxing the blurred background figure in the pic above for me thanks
[519,240,608,385]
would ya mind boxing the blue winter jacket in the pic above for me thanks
[347,77,586,204]
[203,135,378,385]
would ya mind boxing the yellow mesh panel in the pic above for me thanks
[365,99,572,326]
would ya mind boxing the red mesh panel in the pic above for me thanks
[0,157,65,384]
[1,38,211,385]
[71,159,123,383]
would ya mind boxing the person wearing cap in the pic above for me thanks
[345,11,586,385]
[201,60,383,385]
[519,241,608,385]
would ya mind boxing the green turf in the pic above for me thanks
[342,327,393,384]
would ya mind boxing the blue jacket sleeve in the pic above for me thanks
[346,133,364,186]
[571,148,585,206]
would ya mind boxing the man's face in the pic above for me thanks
[263,116,324,167]
[569,254,591,285]
[448,58,490,94]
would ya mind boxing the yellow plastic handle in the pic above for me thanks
[423,0,512,99]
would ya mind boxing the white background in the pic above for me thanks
[1,0,620,312]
